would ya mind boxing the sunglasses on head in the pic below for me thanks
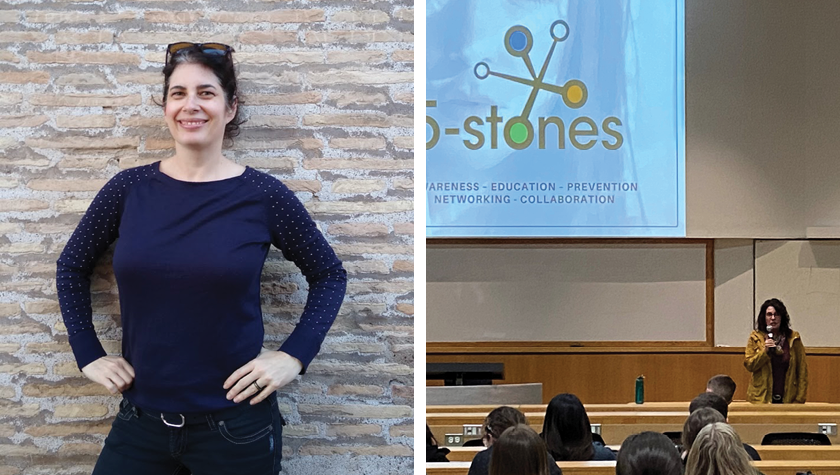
[165,42,234,65]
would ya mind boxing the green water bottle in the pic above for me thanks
[635,375,645,404]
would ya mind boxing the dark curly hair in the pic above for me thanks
[161,45,244,147]
[755,297,792,337]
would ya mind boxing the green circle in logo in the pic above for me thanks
[509,123,529,144]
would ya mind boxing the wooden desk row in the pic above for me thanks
[444,445,840,462]
[427,411,840,445]
[427,461,840,475]
[428,411,840,425]
[427,401,840,414]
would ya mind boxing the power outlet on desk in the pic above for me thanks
[591,423,602,435]
[463,424,483,437]
[819,423,837,436]
[445,434,463,446]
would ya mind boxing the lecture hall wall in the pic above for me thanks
[427,0,840,404]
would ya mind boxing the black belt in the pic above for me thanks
[121,398,267,428]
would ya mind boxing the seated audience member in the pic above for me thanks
[616,431,682,475]
[685,423,757,475]
[680,407,725,464]
[689,392,729,419]
[427,424,450,462]
[468,406,562,475]
[689,393,760,460]
[706,374,736,404]
[490,424,554,475]
[542,393,616,461]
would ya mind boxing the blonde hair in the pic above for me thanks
[685,423,755,475]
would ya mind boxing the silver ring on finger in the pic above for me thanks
[252,380,263,392]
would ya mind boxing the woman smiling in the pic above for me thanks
[56,42,347,474]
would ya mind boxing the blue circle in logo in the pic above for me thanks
[509,31,527,52]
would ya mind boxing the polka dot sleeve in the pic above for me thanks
[56,170,131,370]
[260,174,347,373]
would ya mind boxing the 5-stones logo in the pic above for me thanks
[427,20,624,152]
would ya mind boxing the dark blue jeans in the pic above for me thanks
[92,396,284,475]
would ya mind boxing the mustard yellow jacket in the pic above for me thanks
[744,330,808,404]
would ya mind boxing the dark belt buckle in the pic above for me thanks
[161,413,185,428]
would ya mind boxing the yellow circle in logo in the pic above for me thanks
[566,85,584,104]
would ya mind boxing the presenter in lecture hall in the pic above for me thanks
[744,298,808,404]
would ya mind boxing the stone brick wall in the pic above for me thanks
[0,1,414,473]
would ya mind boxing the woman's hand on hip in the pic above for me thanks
[81,356,135,395]
[223,349,303,405]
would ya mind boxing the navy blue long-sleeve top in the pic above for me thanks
[56,162,347,413]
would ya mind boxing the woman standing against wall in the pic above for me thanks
[56,42,346,474]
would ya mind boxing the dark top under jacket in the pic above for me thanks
[467,445,563,475]
[56,162,347,413]
[770,336,791,402]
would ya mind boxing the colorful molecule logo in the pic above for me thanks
[474,20,588,148]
